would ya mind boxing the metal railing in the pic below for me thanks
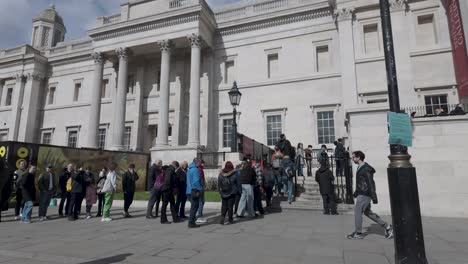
[197,152,229,169]
[403,103,467,118]
[237,133,275,164]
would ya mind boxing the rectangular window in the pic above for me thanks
[98,128,106,149]
[48,87,56,105]
[73,83,81,102]
[6,88,13,106]
[425,95,448,115]
[266,115,282,146]
[225,61,235,84]
[101,79,109,98]
[317,111,335,144]
[0,132,8,141]
[123,126,132,150]
[41,27,50,47]
[222,119,233,148]
[67,130,78,148]
[363,24,380,54]
[316,46,331,72]
[416,14,437,46]
[127,75,135,94]
[267,54,279,79]
[42,132,52,144]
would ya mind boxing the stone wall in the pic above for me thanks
[347,106,468,218]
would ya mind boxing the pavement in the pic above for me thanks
[0,203,467,264]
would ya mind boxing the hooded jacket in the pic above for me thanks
[162,165,177,192]
[122,170,139,193]
[354,162,378,201]
[277,138,292,157]
[186,162,203,194]
[21,172,36,202]
[315,166,334,195]
[59,168,72,193]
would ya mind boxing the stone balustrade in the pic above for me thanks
[0,45,40,58]
[48,39,92,55]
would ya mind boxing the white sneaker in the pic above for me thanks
[86,215,92,219]
[14,216,20,221]
[101,217,113,222]
[39,217,45,222]
[196,218,207,224]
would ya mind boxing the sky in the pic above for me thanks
[0,0,243,49]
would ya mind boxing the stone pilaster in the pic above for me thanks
[8,74,26,141]
[18,73,46,143]
[156,40,173,146]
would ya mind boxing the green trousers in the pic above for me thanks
[103,193,114,218]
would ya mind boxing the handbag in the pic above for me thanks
[49,198,57,207]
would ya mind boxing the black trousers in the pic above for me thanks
[175,184,187,217]
[188,195,200,226]
[234,193,241,213]
[38,190,53,217]
[253,185,264,214]
[59,191,70,216]
[161,191,178,223]
[220,194,235,223]
[146,188,162,217]
[264,186,273,207]
[14,190,23,216]
[97,193,105,215]
[68,192,83,219]
[322,194,337,213]
[336,159,344,176]
[124,192,135,213]
[306,159,312,176]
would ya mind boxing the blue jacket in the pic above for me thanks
[186,162,203,194]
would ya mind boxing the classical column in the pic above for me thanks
[187,34,202,147]
[156,40,173,146]
[112,47,130,150]
[87,52,105,148]
[335,8,359,110]
[9,74,26,141]
[19,73,45,142]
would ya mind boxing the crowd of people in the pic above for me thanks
[0,133,394,240]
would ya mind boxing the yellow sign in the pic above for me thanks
[17,147,29,158]
[0,146,6,157]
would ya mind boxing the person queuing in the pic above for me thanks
[84,167,97,219]
[233,163,242,217]
[58,163,73,217]
[196,160,207,224]
[37,164,56,221]
[122,164,139,218]
[315,163,338,215]
[276,134,295,204]
[159,162,180,224]
[296,143,305,177]
[20,165,37,223]
[95,167,107,217]
[271,147,283,196]
[218,161,238,225]
[68,166,84,221]
[175,161,188,219]
[263,164,275,210]
[253,160,264,216]
[186,158,203,228]
[13,160,27,221]
[237,161,256,218]
[101,162,117,222]
[146,160,163,219]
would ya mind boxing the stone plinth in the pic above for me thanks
[150,145,201,165]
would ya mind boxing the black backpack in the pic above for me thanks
[219,176,232,193]
[290,147,296,161]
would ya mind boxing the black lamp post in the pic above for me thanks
[228,81,242,152]
[379,0,428,263]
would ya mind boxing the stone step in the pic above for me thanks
[270,200,355,213]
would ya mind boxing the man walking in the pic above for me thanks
[20,165,36,223]
[38,164,56,221]
[58,163,73,217]
[347,151,394,240]
[186,158,203,228]
[160,162,180,224]
[276,134,295,204]
[122,164,139,218]
[13,160,27,220]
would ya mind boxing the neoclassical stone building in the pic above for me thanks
[0,0,462,158]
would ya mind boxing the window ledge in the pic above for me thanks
[0,106,12,112]
[410,47,452,57]
[44,103,91,111]
[355,55,385,64]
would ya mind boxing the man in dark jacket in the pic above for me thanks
[38,164,56,221]
[315,164,337,215]
[58,163,73,217]
[21,165,37,223]
[122,163,139,218]
[160,162,180,224]
[146,161,163,219]
[334,139,346,177]
[68,166,85,221]
[347,151,393,240]
[263,165,275,209]
[175,161,188,219]
[0,161,13,223]
[13,160,27,220]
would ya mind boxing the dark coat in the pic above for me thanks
[148,164,162,191]
[450,107,466,116]
[21,172,36,202]
[354,163,378,202]
[83,172,95,190]
[122,171,139,193]
[176,167,186,186]
[239,167,256,185]
[334,142,346,159]
[59,168,72,193]
[162,165,177,192]
[71,171,85,194]
[263,170,276,188]
[277,138,292,157]
[38,172,56,192]
[315,166,334,195]
[218,169,238,198]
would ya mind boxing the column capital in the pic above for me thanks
[158,40,174,52]
[15,74,26,83]
[333,7,355,22]
[91,52,106,64]
[115,47,131,61]
[187,33,203,48]
[390,0,408,12]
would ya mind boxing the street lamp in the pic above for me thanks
[379,0,428,263]
[228,81,242,152]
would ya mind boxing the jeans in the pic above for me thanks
[102,193,114,218]
[306,159,312,176]
[161,191,178,223]
[237,184,254,217]
[68,192,84,219]
[197,190,205,218]
[322,194,337,214]
[123,191,135,213]
[297,164,304,177]
[253,185,264,214]
[272,169,282,193]
[281,157,294,177]
[264,186,273,207]
[146,188,162,217]
[175,184,187,217]
[58,191,70,216]
[188,194,200,226]
[97,193,105,215]
[286,177,294,203]
[220,194,235,223]
[14,190,23,216]
[21,200,33,222]
[354,195,387,232]
[39,190,54,217]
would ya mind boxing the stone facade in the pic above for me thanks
[0,0,466,214]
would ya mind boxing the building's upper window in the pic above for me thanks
[363,24,380,54]
[123,126,132,150]
[5,88,13,106]
[73,82,81,102]
[425,95,448,115]
[67,130,78,148]
[267,53,279,79]
[0,131,8,141]
[127,75,135,94]
[42,132,52,144]
[98,128,106,149]
[317,111,335,144]
[101,79,109,98]
[225,61,235,84]
[223,119,233,148]
[416,14,437,46]
[41,27,50,47]
[47,87,56,105]
[316,45,331,72]
[32,26,38,46]
[266,115,282,146]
